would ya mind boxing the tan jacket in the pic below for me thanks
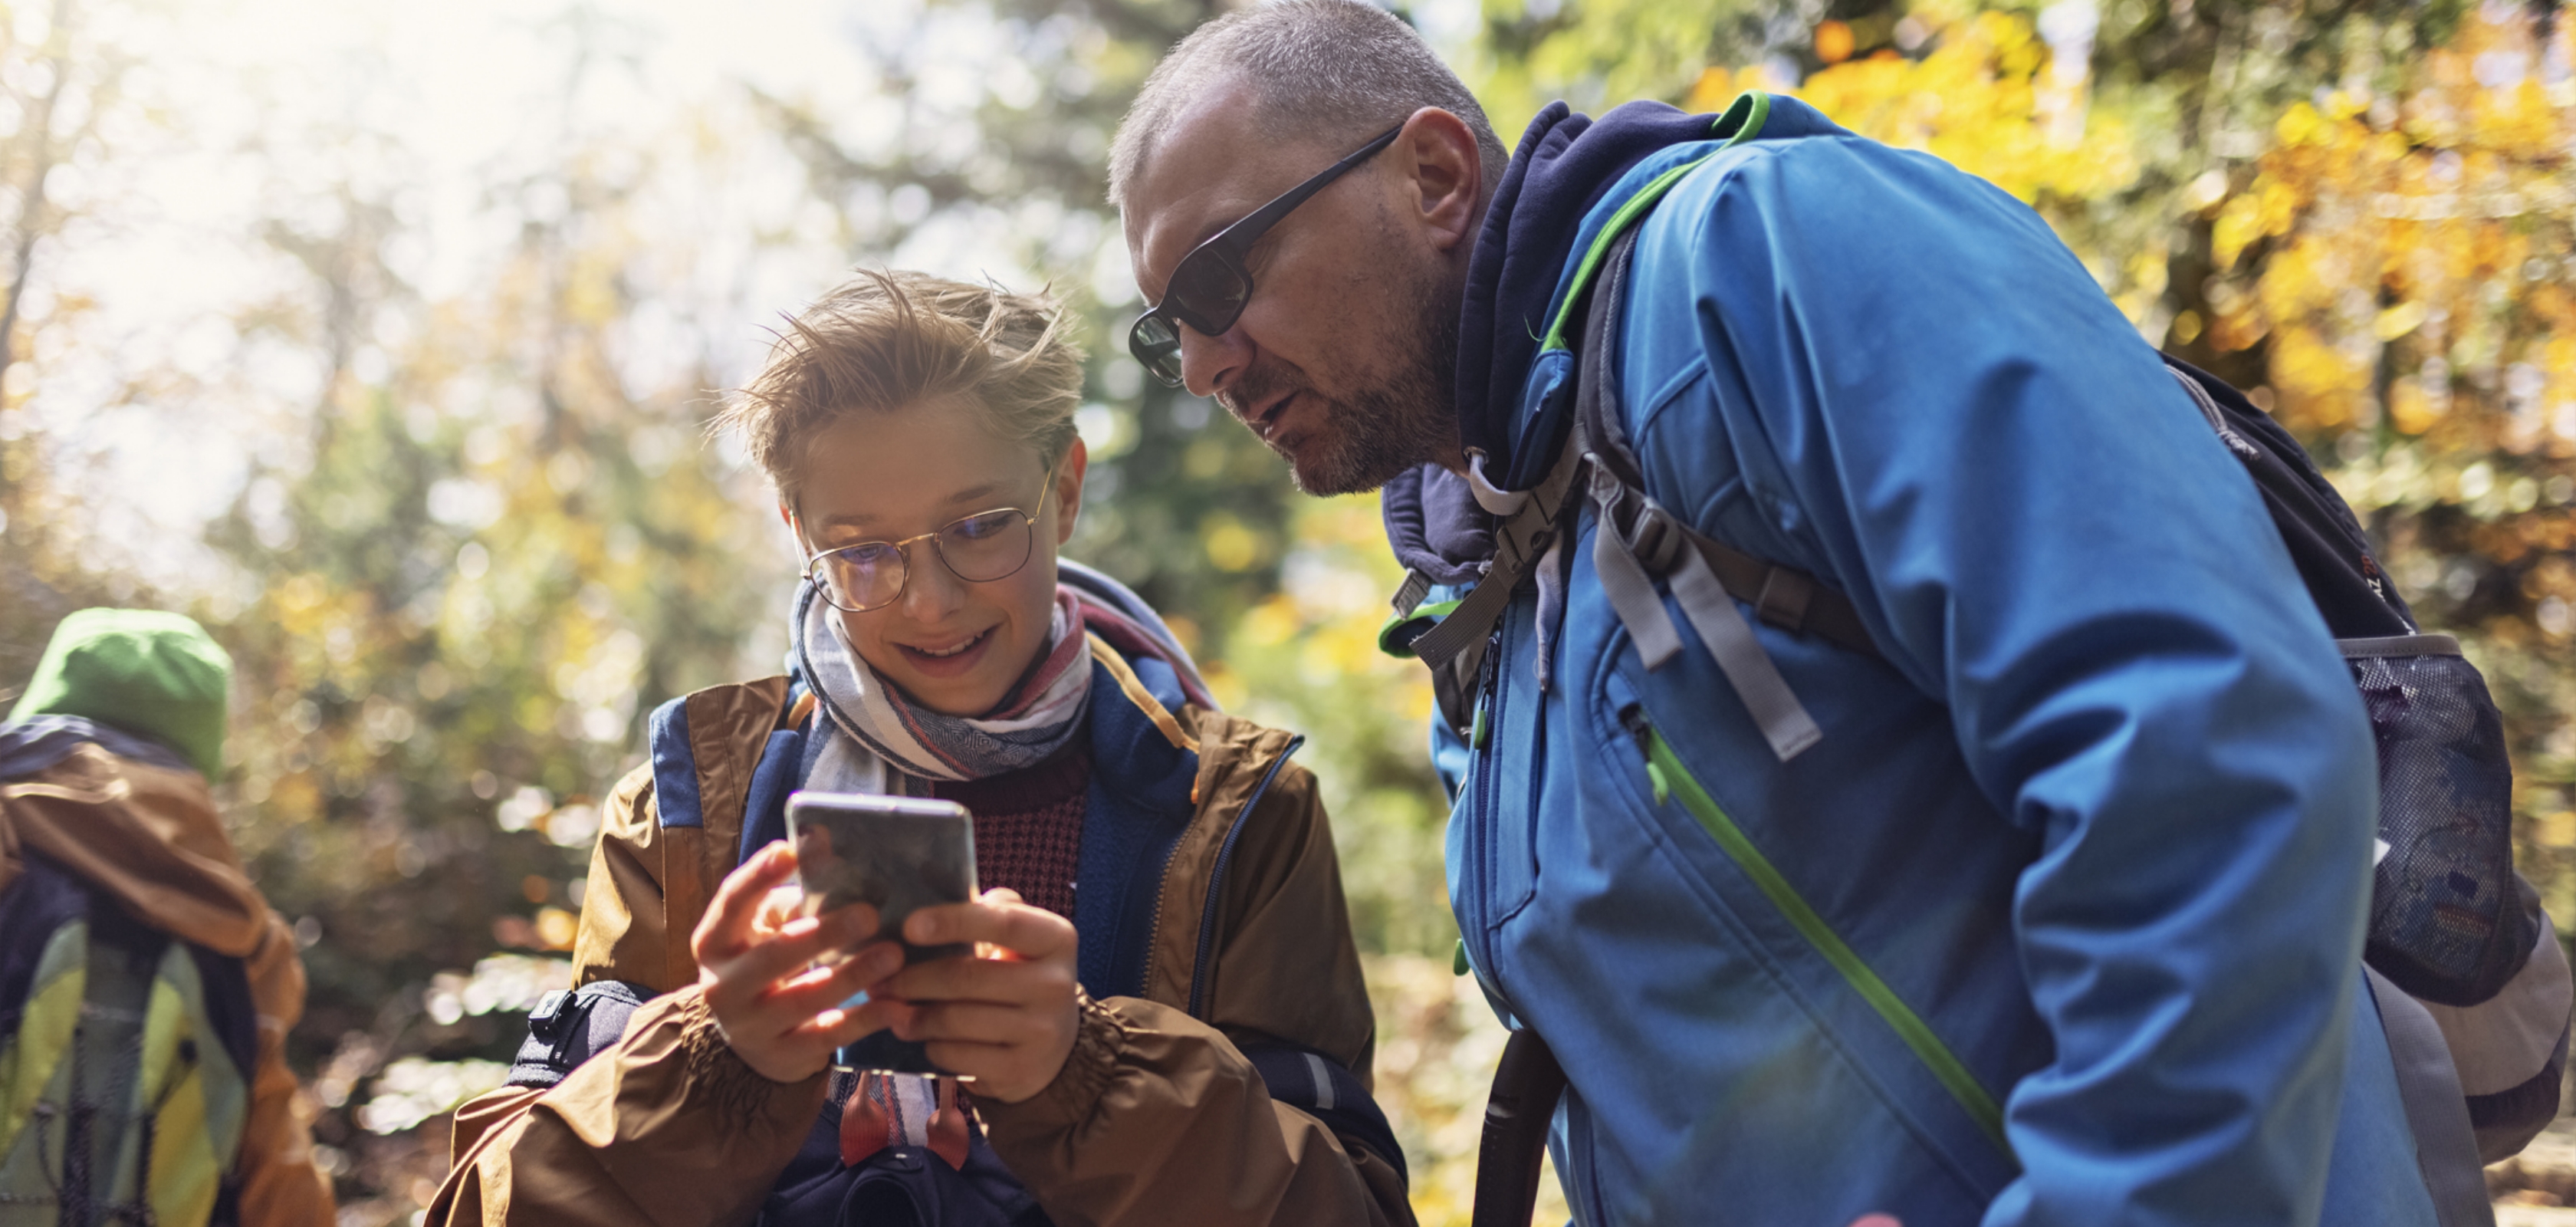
[432,675,1414,1227]
[0,743,337,1227]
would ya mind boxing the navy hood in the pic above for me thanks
[1384,95,1822,586]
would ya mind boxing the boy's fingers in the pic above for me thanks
[708,905,879,1008]
[897,1000,1029,1046]
[756,883,807,932]
[882,953,1067,1006]
[905,900,1072,960]
[716,938,896,1046]
[792,940,904,1007]
[695,844,799,959]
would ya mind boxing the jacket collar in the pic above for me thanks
[1454,100,1736,475]
[1387,94,1848,584]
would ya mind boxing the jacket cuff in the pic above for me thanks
[672,988,828,1133]
[1018,989,1129,1124]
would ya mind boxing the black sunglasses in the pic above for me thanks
[1128,123,1405,388]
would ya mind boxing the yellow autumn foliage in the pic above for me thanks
[2212,5,2576,450]
[1688,12,2137,206]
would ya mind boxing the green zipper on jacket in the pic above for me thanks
[1619,706,2016,1160]
[1538,90,1773,353]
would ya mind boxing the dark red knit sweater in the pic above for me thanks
[929,746,1089,920]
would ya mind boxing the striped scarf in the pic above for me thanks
[797,580,1094,785]
[790,569,1214,1169]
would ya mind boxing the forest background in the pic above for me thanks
[1,0,2571,1220]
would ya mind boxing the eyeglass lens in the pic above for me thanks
[813,508,1035,612]
[1165,252,1253,334]
[1131,314,1184,387]
[1128,252,1249,386]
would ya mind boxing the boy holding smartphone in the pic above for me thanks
[429,271,1410,1227]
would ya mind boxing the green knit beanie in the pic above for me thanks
[7,608,233,778]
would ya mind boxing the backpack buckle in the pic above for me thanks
[527,989,574,1040]
[1619,498,1688,574]
[1753,567,1815,633]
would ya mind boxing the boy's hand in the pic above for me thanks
[692,842,906,1084]
[878,888,1080,1104]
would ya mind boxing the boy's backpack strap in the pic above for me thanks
[1235,1038,1408,1189]
[648,696,706,830]
[506,980,656,1089]
[651,679,802,841]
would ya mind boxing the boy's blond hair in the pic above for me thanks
[721,269,1085,506]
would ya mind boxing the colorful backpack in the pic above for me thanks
[0,851,260,1227]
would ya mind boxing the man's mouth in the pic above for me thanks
[1250,392,1296,442]
[1221,382,1293,438]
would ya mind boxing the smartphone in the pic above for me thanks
[787,791,978,1075]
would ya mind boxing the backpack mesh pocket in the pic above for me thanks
[2352,637,2527,1007]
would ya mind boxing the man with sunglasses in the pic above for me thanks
[1112,4,2435,1227]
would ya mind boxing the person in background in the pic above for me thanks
[430,270,1411,1226]
[1110,2,2430,1225]
[0,607,337,1226]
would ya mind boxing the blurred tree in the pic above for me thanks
[179,25,808,1209]
[0,0,157,688]
[748,0,1313,660]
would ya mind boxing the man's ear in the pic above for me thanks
[1397,107,1484,255]
[1052,438,1089,547]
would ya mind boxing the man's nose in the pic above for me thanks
[1177,321,1250,401]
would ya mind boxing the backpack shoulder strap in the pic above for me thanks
[1236,1038,1408,1189]
[1391,218,1887,762]
[1575,287,1881,666]
[2159,357,2417,638]
[2365,965,2497,1227]
[1566,222,1855,758]
[507,979,656,1090]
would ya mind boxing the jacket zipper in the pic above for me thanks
[1184,735,1306,1020]
[1616,703,2015,1161]
[1469,630,1504,962]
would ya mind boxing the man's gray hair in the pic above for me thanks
[1109,0,1510,209]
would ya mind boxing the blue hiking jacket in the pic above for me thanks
[1393,96,2437,1227]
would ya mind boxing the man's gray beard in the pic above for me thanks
[1282,279,1460,497]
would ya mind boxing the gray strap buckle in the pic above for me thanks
[1586,462,1821,762]
[1390,568,1432,619]
[1407,433,1590,678]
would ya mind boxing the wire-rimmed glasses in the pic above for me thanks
[797,463,1058,614]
